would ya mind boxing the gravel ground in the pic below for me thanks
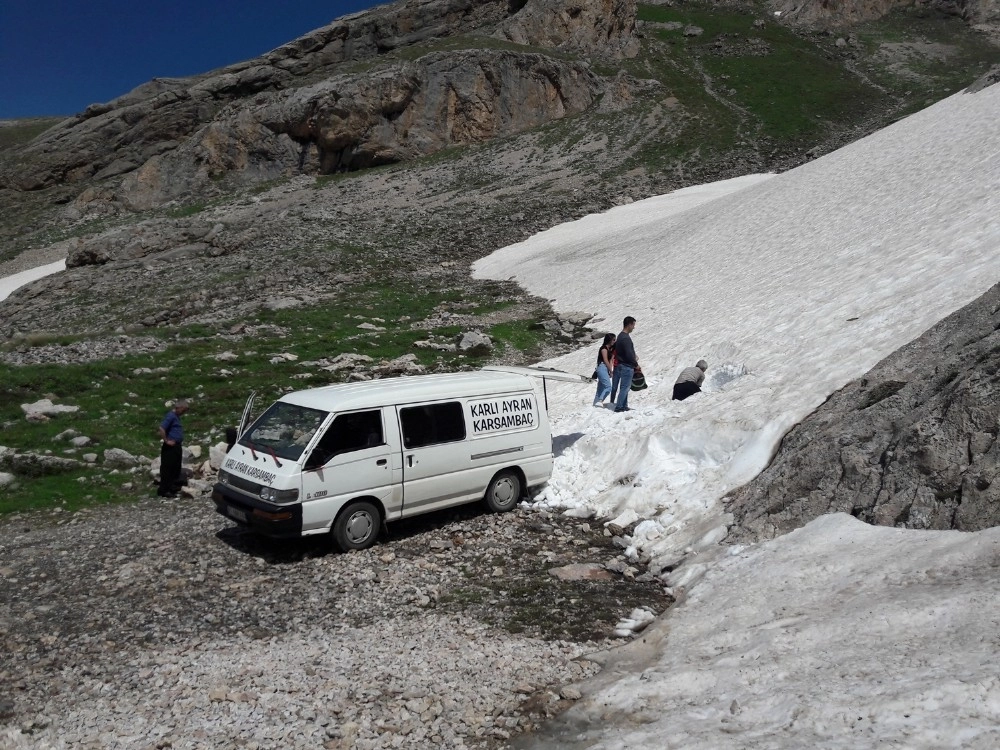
[0,495,668,749]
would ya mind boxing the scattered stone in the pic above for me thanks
[263,297,303,311]
[103,448,144,469]
[456,330,493,354]
[0,501,665,748]
[318,353,375,372]
[548,563,613,581]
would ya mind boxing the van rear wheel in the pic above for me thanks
[332,501,380,552]
[485,470,521,512]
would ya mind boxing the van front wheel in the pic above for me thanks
[332,501,380,552]
[485,470,521,513]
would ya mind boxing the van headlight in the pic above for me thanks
[259,486,299,504]
[218,470,232,485]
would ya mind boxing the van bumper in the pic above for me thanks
[211,483,303,538]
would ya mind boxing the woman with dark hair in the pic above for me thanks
[593,333,616,406]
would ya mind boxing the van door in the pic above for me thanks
[300,408,401,532]
[397,401,473,514]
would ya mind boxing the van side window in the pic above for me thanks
[400,402,466,448]
[307,410,384,467]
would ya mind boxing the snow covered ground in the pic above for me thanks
[475,83,1000,747]
[0,259,65,302]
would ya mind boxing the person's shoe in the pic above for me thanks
[614,407,631,412]
[157,490,178,498]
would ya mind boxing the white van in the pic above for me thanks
[211,366,585,550]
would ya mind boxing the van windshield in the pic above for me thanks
[239,402,328,461]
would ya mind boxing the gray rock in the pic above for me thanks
[456,330,493,354]
[495,0,639,58]
[727,281,1000,541]
[0,453,81,476]
[103,448,145,469]
[548,563,613,581]
[320,353,375,371]
[377,354,426,375]
[21,399,80,419]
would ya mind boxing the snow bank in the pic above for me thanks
[0,259,65,302]
[532,514,1000,749]
[474,84,1000,565]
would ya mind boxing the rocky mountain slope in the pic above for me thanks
[3,0,998,342]
[726,279,1000,541]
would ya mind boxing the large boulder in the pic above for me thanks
[727,281,1000,542]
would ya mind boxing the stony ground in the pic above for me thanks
[0,493,669,749]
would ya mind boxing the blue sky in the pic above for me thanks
[0,1,379,119]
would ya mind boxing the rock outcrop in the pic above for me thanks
[727,282,1000,542]
[495,0,640,58]
[117,51,601,209]
[0,0,633,208]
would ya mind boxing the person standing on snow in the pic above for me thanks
[673,360,708,401]
[613,316,641,412]
[593,333,616,406]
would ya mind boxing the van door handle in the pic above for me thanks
[376,459,387,466]
[407,455,414,467]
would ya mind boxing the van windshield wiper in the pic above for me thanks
[247,440,258,460]
[266,445,283,468]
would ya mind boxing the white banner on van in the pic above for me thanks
[469,395,537,435]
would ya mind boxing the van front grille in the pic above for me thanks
[220,470,263,498]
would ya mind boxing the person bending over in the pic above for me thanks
[673,360,708,401]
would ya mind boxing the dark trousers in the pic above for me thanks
[672,382,702,401]
[159,442,183,494]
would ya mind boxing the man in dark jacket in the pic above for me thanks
[613,316,640,412]
[157,399,189,497]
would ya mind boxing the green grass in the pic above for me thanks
[0,279,558,515]
[849,7,1000,99]
[166,202,207,218]
[0,118,62,152]
[636,3,885,147]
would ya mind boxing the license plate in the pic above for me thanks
[227,505,248,523]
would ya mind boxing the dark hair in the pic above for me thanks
[623,316,636,328]
[603,333,616,346]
